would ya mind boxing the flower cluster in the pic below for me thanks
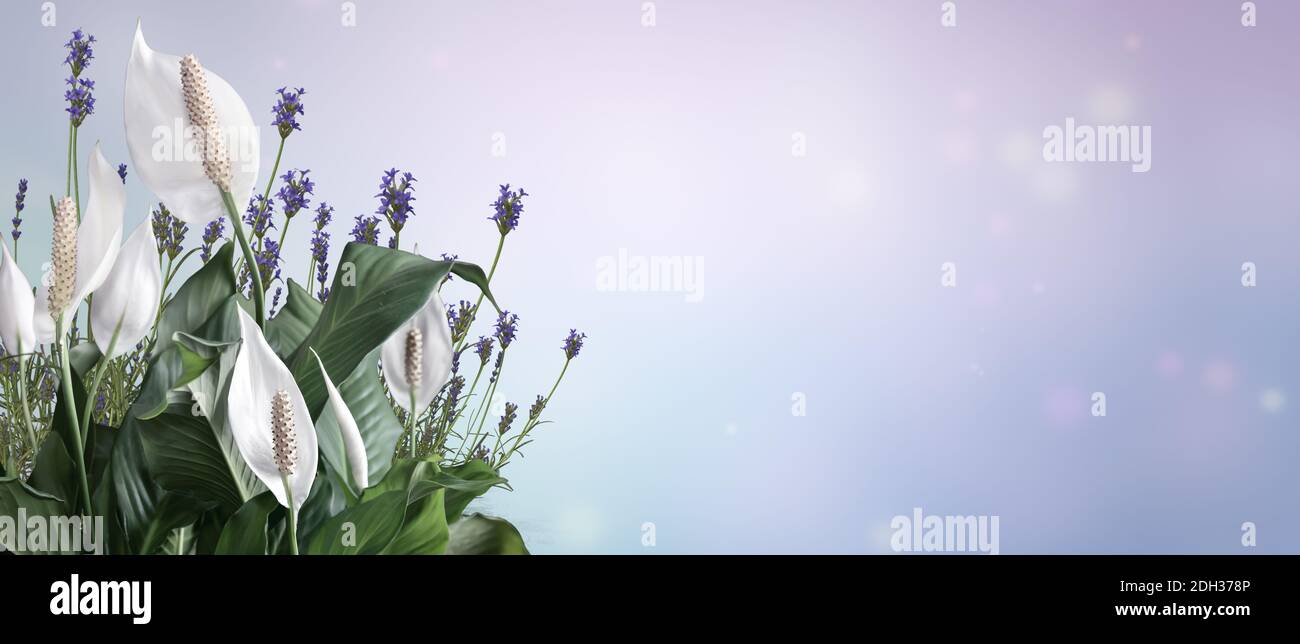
[446,300,474,344]
[473,335,495,367]
[117,163,127,183]
[63,29,95,76]
[563,329,587,360]
[496,402,518,436]
[12,178,26,242]
[277,168,313,222]
[200,216,226,263]
[375,168,416,243]
[64,76,96,126]
[150,202,187,260]
[494,311,520,349]
[252,240,282,292]
[350,214,382,245]
[489,184,527,234]
[311,202,333,301]
[244,194,275,239]
[272,87,305,139]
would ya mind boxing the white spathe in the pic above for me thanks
[0,241,36,353]
[90,219,162,359]
[312,348,369,490]
[381,288,454,414]
[124,22,259,225]
[34,143,125,342]
[229,307,317,511]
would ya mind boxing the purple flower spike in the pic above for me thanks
[12,179,27,242]
[272,87,306,139]
[562,329,587,360]
[489,184,528,235]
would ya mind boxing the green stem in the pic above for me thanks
[256,138,286,249]
[221,190,266,326]
[408,390,418,458]
[16,348,36,455]
[452,233,507,355]
[176,526,186,555]
[55,316,93,515]
[79,325,119,460]
[500,359,569,468]
[281,474,299,555]
[65,122,73,199]
[72,125,81,215]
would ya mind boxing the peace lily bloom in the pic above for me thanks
[0,241,35,355]
[34,144,124,343]
[90,220,162,359]
[312,348,368,491]
[124,23,259,227]
[229,307,317,552]
[382,272,454,417]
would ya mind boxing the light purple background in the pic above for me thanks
[3,1,1297,553]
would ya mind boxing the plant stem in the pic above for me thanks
[221,190,266,326]
[499,359,569,468]
[79,325,119,460]
[452,233,506,355]
[55,315,93,515]
[72,126,80,215]
[65,122,73,200]
[16,348,36,455]
[255,138,285,249]
[409,390,418,458]
[281,474,299,555]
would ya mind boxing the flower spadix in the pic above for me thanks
[90,219,162,358]
[34,145,125,342]
[381,284,453,413]
[125,22,258,225]
[229,307,317,510]
[0,241,35,354]
[312,348,369,490]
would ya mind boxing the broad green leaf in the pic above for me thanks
[139,403,264,516]
[304,489,408,554]
[288,243,455,416]
[154,242,236,356]
[0,477,72,554]
[383,486,448,554]
[266,279,323,359]
[134,492,209,555]
[448,262,500,313]
[68,342,102,377]
[214,491,282,554]
[447,513,529,555]
[436,459,506,522]
[28,432,75,513]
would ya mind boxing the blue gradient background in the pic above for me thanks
[2,1,1297,553]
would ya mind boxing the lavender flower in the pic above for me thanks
[440,252,458,284]
[311,202,333,300]
[277,169,313,221]
[473,335,495,367]
[64,76,96,126]
[244,194,275,239]
[63,29,95,77]
[349,214,382,246]
[253,239,282,290]
[12,179,26,242]
[496,402,518,436]
[375,168,416,236]
[489,184,528,234]
[562,329,587,360]
[150,202,187,260]
[494,311,520,349]
[117,163,127,183]
[446,300,474,344]
[272,87,306,139]
[528,395,547,422]
[200,216,226,263]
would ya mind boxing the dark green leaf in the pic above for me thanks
[28,432,75,513]
[154,242,236,356]
[448,261,499,313]
[0,477,73,554]
[214,491,282,554]
[138,403,264,515]
[303,489,408,554]
[447,513,529,555]
[266,279,323,359]
[436,459,507,522]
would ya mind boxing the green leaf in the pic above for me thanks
[139,403,264,516]
[28,432,75,513]
[449,262,500,313]
[214,491,282,554]
[314,349,404,495]
[447,514,529,555]
[287,243,452,416]
[155,242,236,357]
[266,279,323,359]
[304,489,409,554]
[383,487,448,554]
[68,342,102,377]
[436,459,506,521]
[50,354,90,469]
[134,492,209,555]
[0,477,72,554]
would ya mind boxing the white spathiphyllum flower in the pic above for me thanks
[381,287,454,414]
[311,348,369,490]
[0,241,35,354]
[34,144,125,343]
[124,22,259,225]
[89,220,162,359]
[229,307,317,512]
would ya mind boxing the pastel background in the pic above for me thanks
[2,0,1296,553]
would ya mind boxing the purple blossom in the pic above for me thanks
[241,239,283,295]
[117,163,127,183]
[272,87,306,138]
[440,252,458,284]
[12,179,26,242]
[528,394,547,422]
[489,184,528,234]
[562,329,587,360]
[64,76,96,126]
[473,335,495,367]
[276,169,313,221]
[446,300,473,344]
[311,203,333,301]
[150,203,186,260]
[200,217,226,263]
[349,214,382,246]
[375,168,416,234]
[494,311,519,349]
[244,194,275,239]
[496,402,518,436]
[63,29,95,77]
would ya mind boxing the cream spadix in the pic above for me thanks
[34,144,125,342]
[90,219,163,358]
[312,348,369,490]
[228,307,317,510]
[124,22,258,225]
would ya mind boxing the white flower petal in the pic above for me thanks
[0,241,36,353]
[230,307,317,511]
[312,348,368,490]
[381,289,454,413]
[124,22,259,225]
[90,219,161,359]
